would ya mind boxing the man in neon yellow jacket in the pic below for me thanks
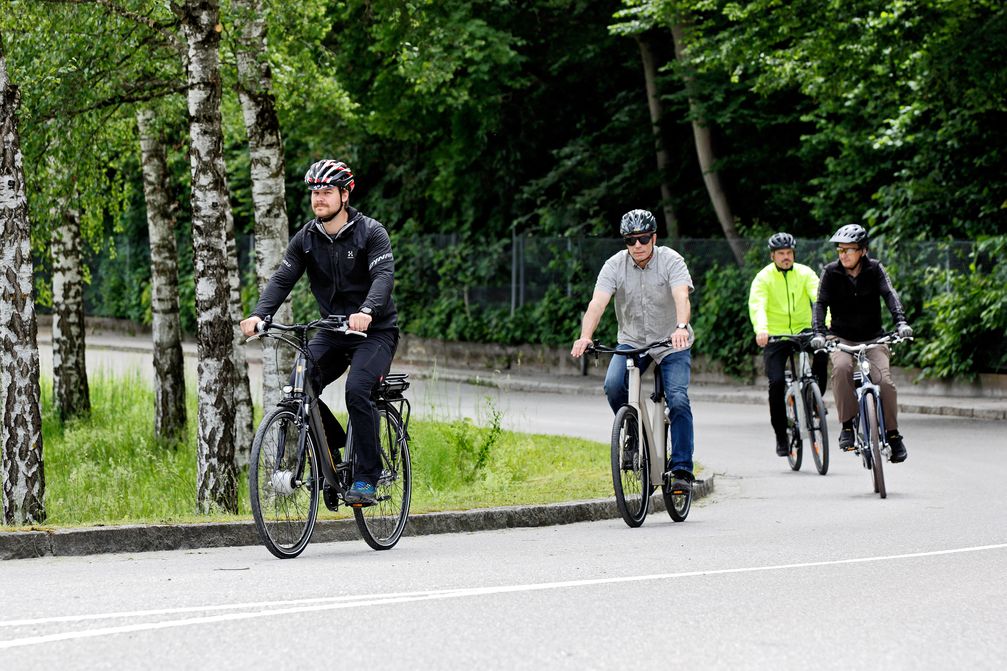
[748,233,828,457]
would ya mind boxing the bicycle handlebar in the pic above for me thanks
[245,315,368,343]
[825,332,913,355]
[586,338,673,357]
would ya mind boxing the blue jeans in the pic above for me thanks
[603,345,695,476]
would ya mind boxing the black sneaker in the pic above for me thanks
[669,470,693,495]
[839,423,855,451]
[344,480,377,506]
[776,437,789,457]
[887,431,908,463]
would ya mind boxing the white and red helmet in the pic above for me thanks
[304,160,355,192]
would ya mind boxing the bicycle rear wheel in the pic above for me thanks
[805,383,830,475]
[784,386,803,471]
[249,407,319,559]
[611,405,652,528]
[863,400,886,498]
[353,408,412,550]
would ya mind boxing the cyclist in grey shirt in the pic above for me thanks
[571,209,697,490]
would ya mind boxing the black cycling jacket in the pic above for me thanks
[252,207,397,331]
[813,256,905,342]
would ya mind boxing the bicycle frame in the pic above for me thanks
[848,346,890,464]
[623,356,669,487]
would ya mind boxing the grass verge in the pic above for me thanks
[14,374,620,529]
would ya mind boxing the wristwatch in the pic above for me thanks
[676,322,688,330]
[360,307,373,316]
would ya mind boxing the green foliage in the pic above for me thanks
[691,257,760,379]
[910,237,1007,378]
[419,401,504,490]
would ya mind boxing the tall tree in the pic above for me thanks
[232,0,292,411]
[635,33,680,244]
[136,107,187,441]
[48,134,91,421]
[0,30,46,525]
[182,0,238,513]
[670,21,744,266]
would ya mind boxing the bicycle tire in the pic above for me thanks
[805,383,830,475]
[662,476,692,522]
[353,408,412,550]
[611,405,652,528]
[784,386,803,471]
[864,400,886,498]
[249,407,320,559]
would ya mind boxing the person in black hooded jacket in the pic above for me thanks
[811,224,913,463]
[240,159,397,505]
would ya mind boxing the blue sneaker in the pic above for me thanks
[345,480,377,506]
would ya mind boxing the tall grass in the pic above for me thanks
[29,374,615,528]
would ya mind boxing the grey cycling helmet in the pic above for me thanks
[830,224,869,247]
[304,159,355,192]
[767,232,796,250]
[619,209,657,236]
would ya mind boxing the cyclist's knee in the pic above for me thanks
[667,390,691,415]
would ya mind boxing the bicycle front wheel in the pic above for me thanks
[784,387,803,471]
[863,400,886,498]
[354,408,412,550]
[249,407,320,559]
[611,405,652,528]
[805,383,830,475]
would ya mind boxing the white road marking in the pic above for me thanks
[2,542,1004,649]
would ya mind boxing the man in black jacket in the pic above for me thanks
[810,225,913,463]
[240,160,397,505]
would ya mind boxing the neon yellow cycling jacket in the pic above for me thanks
[748,262,820,335]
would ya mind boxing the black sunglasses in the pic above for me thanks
[624,234,653,246]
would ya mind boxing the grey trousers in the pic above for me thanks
[829,340,899,433]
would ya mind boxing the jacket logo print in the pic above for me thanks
[347,250,355,259]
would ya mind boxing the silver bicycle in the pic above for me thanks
[826,332,911,499]
[588,340,693,527]
[768,333,830,474]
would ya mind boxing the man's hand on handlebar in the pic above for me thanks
[240,315,263,338]
[571,338,594,358]
[348,312,373,332]
[810,333,827,351]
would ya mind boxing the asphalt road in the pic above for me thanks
[4,353,1006,668]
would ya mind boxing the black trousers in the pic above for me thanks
[764,339,828,442]
[297,327,398,486]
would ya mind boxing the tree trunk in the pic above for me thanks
[635,34,680,246]
[225,205,253,467]
[670,24,746,267]
[233,0,293,411]
[1,33,46,525]
[50,200,91,421]
[136,108,187,442]
[181,0,238,514]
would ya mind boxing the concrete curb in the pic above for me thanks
[0,477,714,560]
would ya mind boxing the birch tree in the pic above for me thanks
[48,136,91,421]
[1,30,46,525]
[182,0,239,513]
[136,107,187,441]
[232,0,292,411]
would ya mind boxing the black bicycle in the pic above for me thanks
[245,316,412,558]
[768,333,830,475]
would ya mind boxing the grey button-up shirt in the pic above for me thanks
[595,245,695,363]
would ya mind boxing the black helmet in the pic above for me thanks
[830,224,868,247]
[619,209,657,236]
[304,160,355,192]
[767,232,796,251]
